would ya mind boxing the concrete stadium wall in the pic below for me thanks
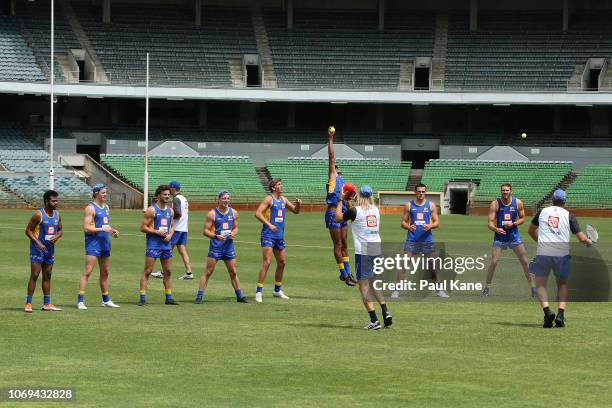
[103,141,401,166]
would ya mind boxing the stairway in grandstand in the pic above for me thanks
[250,1,278,88]
[431,12,449,90]
[536,170,578,209]
[255,166,272,192]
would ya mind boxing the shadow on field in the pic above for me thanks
[288,322,363,330]
[492,321,541,328]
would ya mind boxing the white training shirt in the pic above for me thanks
[173,194,189,232]
[532,205,580,256]
[344,205,382,256]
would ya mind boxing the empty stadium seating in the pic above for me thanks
[17,0,81,81]
[264,9,435,89]
[566,165,612,209]
[74,4,257,85]
[0,16,46,81]
[445,11,612,91]
[421,159,572,208]
[100,154,265,202]
[0,175,91,206]
[0,124,91,206]
[266,158,411,202]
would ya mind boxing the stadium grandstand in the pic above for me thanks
[0,0,610,214]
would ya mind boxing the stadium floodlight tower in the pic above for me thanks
[49,0,55,190]
[143,53,150,211]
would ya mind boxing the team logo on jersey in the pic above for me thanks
[547,216,560,228]
[222,222,229,230]
[423,208,429,213]
[510,207,515,211]
[228,216,233,221]
[161,218,168,226]
[103,216,109,224]
[504,213,511,221]
[366,215,378,227]
[417,213,424,220]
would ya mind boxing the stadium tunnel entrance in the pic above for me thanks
[445,182,477,215]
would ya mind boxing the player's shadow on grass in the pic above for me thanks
[491,321,541,328]
[288,322,363,330]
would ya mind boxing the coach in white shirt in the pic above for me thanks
[335,185,392,330]
[528,189,592,328]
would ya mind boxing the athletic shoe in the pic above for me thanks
[77,302,88,310]
[150,271,163,279]
[339,273,356,287]
[237,297,250,304]
[41,304,62,311]
[255,292,263,303]
[24,303,33,313]
[543,313,556,328]
[102,300,120,308]
[178,273,194,280]
[364,321,382,330]
[273,290,290,300]
[165,299,179,305]
[390,290,400,299]
[137,300,146,306]
[481,287,490,297]
[435,290,450,298]
[383,312,393,328]
[531,287,537,298]
[554,315,565,328]
[195,297,203,304]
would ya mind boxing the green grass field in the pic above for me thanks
[1,209,611,407]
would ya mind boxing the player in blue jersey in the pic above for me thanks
[325,126,356,286]
[481,183,535,297]
[195,190,249,304]
[77,184,120,310]
[254,178,301,303]
[138,185,178,305]
[393,183,448,298]
[24,190,63,312]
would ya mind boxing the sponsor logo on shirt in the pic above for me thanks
[366,215,378,227]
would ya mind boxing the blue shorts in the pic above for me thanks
[404,241,435,255]
[261,236,286,250]
[325,209,347,230]
[355,254,381,281]
[493,239,523,250]
[145,249,173,260]
[208,241,236,261]
[530,255,571,280]
[30,252,54,265]
[86,249,111,258]
[171,231,188,246]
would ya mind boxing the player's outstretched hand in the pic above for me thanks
[37,242,48,251]
[269,224,278,233]
[496,227,507,235]
[163,234,172,243]
[423,224,431,231]
[216,234,226,241]
[111,228,119,238]
[408,224,417,232]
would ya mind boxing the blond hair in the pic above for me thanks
[356,195,375,211]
